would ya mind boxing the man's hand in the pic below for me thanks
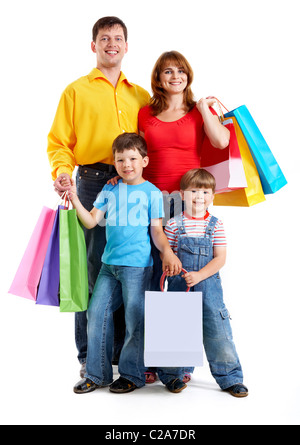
[53,173,71,196]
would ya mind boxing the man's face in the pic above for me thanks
[91,25,128,70]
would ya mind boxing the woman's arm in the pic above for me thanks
[197,98,230,149]
[183,246,226,287]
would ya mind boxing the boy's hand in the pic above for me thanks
[107,175,120,186]
[182,271,202,287]
[162,250,182,276]
[67,178,78,203]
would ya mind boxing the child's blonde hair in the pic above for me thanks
[180,168,216,193]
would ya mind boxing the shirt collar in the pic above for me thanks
[183,210,210,221]
[88,68,133,86]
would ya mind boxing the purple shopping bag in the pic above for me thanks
[36,205,66,306]
[9,207,56,301]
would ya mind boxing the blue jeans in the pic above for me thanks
[85,263,153,387]
[75,166,125,364]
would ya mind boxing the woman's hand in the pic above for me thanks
[196,96,229,149]
[196,97,217,113]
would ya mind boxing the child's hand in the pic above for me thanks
[162,250,182,276]
[107,175,120,186]
[67,178,78,202]
[182,271,202,288]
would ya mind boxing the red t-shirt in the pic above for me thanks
[138,105,216,193]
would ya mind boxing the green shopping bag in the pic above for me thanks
[59,208,89,312]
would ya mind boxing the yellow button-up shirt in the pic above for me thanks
[47,68,150,179]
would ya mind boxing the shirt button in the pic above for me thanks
[119,110,122,114]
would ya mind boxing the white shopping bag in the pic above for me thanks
[144,270,203,367]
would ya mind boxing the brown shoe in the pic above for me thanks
[225,383,249,398]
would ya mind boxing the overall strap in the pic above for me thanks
[174,213,187,235]
[205,215,218,238]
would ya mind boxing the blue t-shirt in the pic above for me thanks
[94,180,164,267]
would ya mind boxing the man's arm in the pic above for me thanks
[47,88,77,194]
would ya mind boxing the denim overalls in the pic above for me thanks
[168,213,244,390]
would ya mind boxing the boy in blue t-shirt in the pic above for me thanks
[68,133,183,394]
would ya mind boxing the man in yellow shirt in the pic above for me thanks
[47,17,150,376]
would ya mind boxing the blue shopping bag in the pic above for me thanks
[225,105,287,194]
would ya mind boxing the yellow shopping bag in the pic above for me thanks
[214,116,266,207]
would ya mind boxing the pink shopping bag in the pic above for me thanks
[9,206,56,301]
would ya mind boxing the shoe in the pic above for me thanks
[109,377,137,393]
[183,373,191,383]
[145,371,157,384]
[80,362,86,379]
[225,383,249,398]
[165,378,187,393]
[73,378,99,394]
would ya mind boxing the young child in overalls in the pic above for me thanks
[164,168,248,397]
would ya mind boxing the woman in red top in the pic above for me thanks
[138,51,229,194]
[139,51,230,385]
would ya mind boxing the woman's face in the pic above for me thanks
[159,64,188,95]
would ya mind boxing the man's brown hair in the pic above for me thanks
[92,16,128,42]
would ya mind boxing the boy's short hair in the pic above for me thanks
[92,16,128,42]
[112,133,148,158]
[180,168,216,193]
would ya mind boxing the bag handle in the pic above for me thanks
[53,191,70,210]
[160,268,190,292]
[209,97,230,123]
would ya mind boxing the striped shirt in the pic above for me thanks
[164,211,227,255]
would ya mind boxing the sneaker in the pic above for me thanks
[165,378,187,393]
[73,378,99,394]
[225,383,249,398]
[109,377,137,393]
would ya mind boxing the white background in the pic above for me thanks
[1,0,299,425]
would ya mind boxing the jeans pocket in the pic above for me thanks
[220,308,233,340]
